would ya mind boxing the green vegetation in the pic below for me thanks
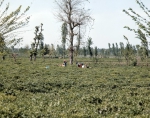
[30,23,44,61]
[0,0,30,60]
[0,0,150,117]
[0,57,150,117]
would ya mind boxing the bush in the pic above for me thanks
[131,58,137,66]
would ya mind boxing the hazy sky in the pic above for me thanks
[4,0,150,48]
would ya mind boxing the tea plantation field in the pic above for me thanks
[0,58,150,117]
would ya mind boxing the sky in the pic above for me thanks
[3,0,150,49]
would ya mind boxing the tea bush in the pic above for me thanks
[0,58,150,117]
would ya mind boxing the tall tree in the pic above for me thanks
[124,36,132,65]
[100,48,105,58]
[49,44,56,58]
[30,23,44,61]
[61,22,68,58]
[136,44,140,56]
[56,44,63,57]
[40,43,49,60]
[44,44,50,55]
[136,29,149,65]
[83,46,87,57]
[87,37,93,57]
[119,42,125,60]
[123,35,137,66]
[115,43,119,56]
[55,0,93,64]
[94,46,98,57]
[0,1,30,60]
[108,43,111,57]
[112,43,116,56]
[115,42,121,62]
[74,34,81,56]
[39,40,45,59]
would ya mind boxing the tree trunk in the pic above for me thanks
[42,54,45,61]
[63,45,65,59]
[30,54,33,61]
[70,45,73,65]
[69,24,74,65]
[63,50,65,59]
[33,54,36,61]
[2,56,5,60]
[13,56,16,62]
[125,56,129,66]
[146,55,148,66]
[12,54,16,62]
[69,38,74,65]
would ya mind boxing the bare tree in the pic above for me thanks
[54,0,93,65]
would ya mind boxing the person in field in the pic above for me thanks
[62,60,67,67]
[76,62,82,68]
[76,62,89,68]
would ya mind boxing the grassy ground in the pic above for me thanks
[0,57,150,117]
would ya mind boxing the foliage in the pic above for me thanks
[74,34,81,57]
[123,0,149,65]
[123,35,137,66]
[112,43,116,56]
[0,1,30,58]
[56,44,63,57]
[49,44,56,58]
[61,22,68,58]
[123,0,150,36]
[108,43,111,56]
[136,29,149,65]
[120,42,125,57]
[94,46,98,57]
[83,47,87,57]
[87,37,93,57]
[0,34,7,59]
[30,23,44,61]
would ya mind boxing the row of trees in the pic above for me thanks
[5,36,150,66]
[17,37,98,58]
[107,40,149,66]
[54,0,150,65]
[0,0,149,66]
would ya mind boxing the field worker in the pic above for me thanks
[76,62,83,68]
[82,63,90,68]
[63,60,67,67]
[86,64,89,68]
[82,64,85,68]
[76,62,80,67]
